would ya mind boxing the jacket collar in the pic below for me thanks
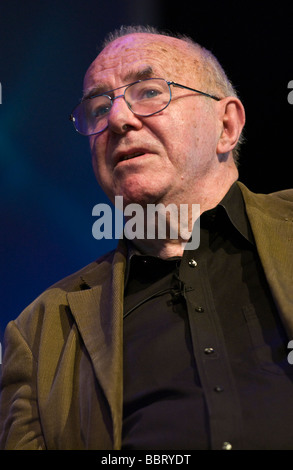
[66,240,127,449]
[238,181,293,338]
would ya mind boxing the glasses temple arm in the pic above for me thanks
[169,81,221,101]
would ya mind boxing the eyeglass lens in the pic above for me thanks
[72,78,171,136]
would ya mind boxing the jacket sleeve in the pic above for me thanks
[0,320,46,449]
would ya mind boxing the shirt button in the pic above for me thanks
[188,259,197,267]
[204,347,215,354]
[222,442,232,450]
[195,306,204,312]
[214,386,224,392]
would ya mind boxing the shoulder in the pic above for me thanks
[9,243,126,346]
[237,181,293,220]
[43,236,128,293]
[47,249,116,292]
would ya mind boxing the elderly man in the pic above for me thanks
[0,25,293,450]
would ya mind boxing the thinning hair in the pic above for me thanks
[101,25,244,164]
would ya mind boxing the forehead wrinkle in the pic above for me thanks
[83,34,204,98]
[83,65,156,100]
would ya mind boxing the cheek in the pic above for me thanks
[166,107,218,173]
[90,134,103,159]
[165,113,199,158]
[89,136,109,185]
[169,102,198,135]
[182,106,218,152]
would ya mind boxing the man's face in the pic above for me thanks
[84,33,221,207]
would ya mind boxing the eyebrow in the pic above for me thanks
[124,66,154,82]
[83,66,155,100]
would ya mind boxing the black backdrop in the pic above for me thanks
[158,0,293,193]
[1,0,292,343]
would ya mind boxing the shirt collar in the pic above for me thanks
[209,182,254,245]
[124,182,254,285]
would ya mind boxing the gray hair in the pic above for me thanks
[101,25,244,164]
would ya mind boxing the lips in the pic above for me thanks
[120,151,145,162]
[115,149,148,166]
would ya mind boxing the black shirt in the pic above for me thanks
[122,183,293,450]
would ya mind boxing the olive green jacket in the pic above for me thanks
[0,182,292,449]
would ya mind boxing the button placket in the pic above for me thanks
[179,257,243,450]
[187,260,205,314]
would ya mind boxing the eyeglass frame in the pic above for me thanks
[69,78,221,136]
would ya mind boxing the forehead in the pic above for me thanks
[83,33,200,95]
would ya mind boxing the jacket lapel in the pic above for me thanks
[239,182,293,337]
[67,242,127,449]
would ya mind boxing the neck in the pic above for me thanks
[126,167,239,259]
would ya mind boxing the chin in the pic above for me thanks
[114,176,163,207]
[117,187,162,209]
[120,192,155,208]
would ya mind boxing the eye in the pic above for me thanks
[92,104,111,118]
[139,86,162,100]
[89,96,112,119]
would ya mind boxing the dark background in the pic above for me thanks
[1,0,292,343]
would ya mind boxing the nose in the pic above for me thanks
[107,95,143,134]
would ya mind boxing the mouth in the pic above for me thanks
[115,149,147,166]
[120,151,145,162]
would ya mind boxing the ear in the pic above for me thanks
[216,97,246,155]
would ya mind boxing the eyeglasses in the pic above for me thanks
[69,78,221,136]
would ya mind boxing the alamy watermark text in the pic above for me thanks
[92,196,200,250]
